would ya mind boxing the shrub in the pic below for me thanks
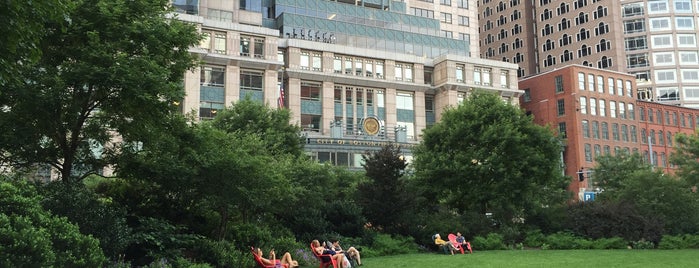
[366,233,419,257]
[565,200,663,244]
[658,235,687,249]
[683,234,699,248]
[523,229,546,248]
[631,239,655,249]
[472,233,506,250]
[544,232,592,250]
[592,237,628,249]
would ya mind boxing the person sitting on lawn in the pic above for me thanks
[433,233,456,255]
[255,247,299,268]
[312,239,345,268]
[331,239,362,266]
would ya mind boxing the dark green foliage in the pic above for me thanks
[522,230,546,248]
[543,232,592,250]
[566,201,663,244]
[413,92,568,229]
[472,233,506,250]
[0,180,106,267]
[358,144,416,234]
[592,237,628,249]
[189,239,243,268]
[363,234,420,257]
[38,181,131,260]
[125,216,204,267]
[324,200,367,238]
[631,239,655,249]
[658,234,699,249]
[0,0,200,183]
[210,97,305,156]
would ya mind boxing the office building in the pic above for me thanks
[173,0,521,168]
[520,65,699,200]
[480,0,699,107]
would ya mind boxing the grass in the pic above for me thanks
[302,250,699,268]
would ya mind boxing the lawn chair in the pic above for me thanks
[448,233,473,254]
[432,234,451,255]
[310,242,337,268]
[251,247,289,268]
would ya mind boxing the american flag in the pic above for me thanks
[277,85,285,109]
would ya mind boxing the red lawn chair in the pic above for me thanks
[448,233,473,254]
[251,247,289,268]
[310,243,337,268]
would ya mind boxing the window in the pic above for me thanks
[650,17,671,31]
[612,123,620,141]
[680,52,699,64]
[458,15,469,26]
[440,12,453,24]
[200,66,225,118]
[456,65,465,82]
[655,70,677,83]
[619,102,626,119]
[648,0,669,14]
[592,121,600,139]
[587,74,595,91]
[657,87,680,100]
[312,53,322,71]
[652,35,673,48]
[200,30,227,54]
[625,36,648,51]
[683,70,699,82]
[678,34,697,47]
[628,103,635,119]
[582,120,590,138]
[674,0,692,12]
[676,17,695,29]
[590,98,597,115]
[457,0,468,9]
[601,122,609,140]
[240,35,265,58]
[557,99,565,115]
[411,7,435,19]
[622,124,629,142]
[608,77,615,94]
[585,144,592,162]
[500,71,509,88]
[624,19,645,34]
[654,52,675,66]
[300,81,322,101]
[558,122,567,138]
[555,75,564,93]
[599,99,606,117]
[631,125,638,142]
[595,22,609,36]
[627,53,649,68]
[610,100,617,118]
[440,0,452,6]
[623,3,644,17]
[578,72,586,90]
[300,51,310,70]
[580,96,587,114]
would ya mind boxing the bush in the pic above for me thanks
[565,200,663,244]
[631,239,655,249]
[592,237,628,249]
[523,229,546,248]
[0,180,106,267]
[472,233,506,250]
[544,232,592,250]
[683,234,699,248]
[365,233,420,257]
[658,235,687,249]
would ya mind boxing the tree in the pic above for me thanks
[0,179,106,267]
[592,151,650,194]
[671,132,699,187]
[210,97,305,157]
[412,92,568,227]
[357,144,416,234]
[0,1,70,87]
[0,0,200,184]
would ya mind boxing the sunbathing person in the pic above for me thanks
[331,239,362,266]
[312,239,345,268]
[255,247,299,268]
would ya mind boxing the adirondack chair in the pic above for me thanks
[251,247,289,268]
[310,243,338,268]
[448,233,473,254]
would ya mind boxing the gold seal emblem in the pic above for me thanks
[363,117,380,136]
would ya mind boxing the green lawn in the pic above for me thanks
[308,250,699,268]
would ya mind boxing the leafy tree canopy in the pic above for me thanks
[671,131,699,187]
[412,92,568,225]
[0,0,200,183]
